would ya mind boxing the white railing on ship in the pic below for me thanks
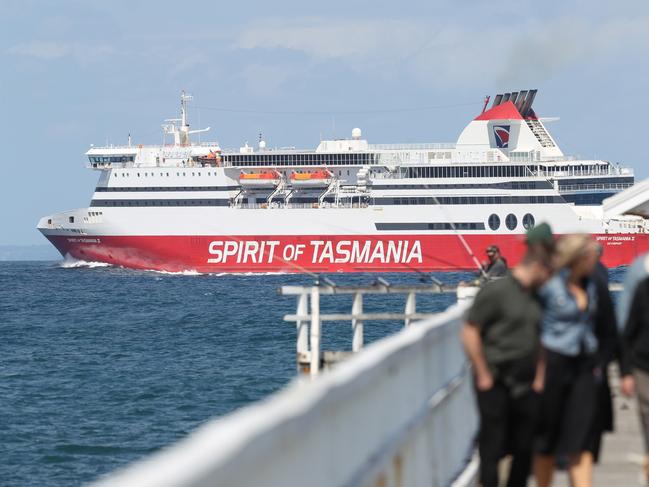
[89,300,478,487]
[89,142,221,150]
[369,143,456,150]
[559,183,634,192]
[232,201,368,210]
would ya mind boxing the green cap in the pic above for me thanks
[526,222,553,246]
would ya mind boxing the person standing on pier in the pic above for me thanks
[533,234,603,487]
[584,247,621,465]
[481,245,508,280]
[461,244,553,487]
[618,253,649,483]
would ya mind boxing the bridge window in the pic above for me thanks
[505,214,517,230]
[488,214,500,231]
[522,213,535,230]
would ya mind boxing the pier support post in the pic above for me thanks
[404,292,416,327]
[296,293,309,373]
[310,286,321,377]
[351,292,364,352]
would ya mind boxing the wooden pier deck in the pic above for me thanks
[553,371,645,487]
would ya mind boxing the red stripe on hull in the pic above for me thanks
[43,234,648,273]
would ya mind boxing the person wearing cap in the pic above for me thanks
[482,245,508,280]
[525,222,555,252]
[533,234,607,487]
[462,241,554,487]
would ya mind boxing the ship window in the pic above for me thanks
[522,213,535,230]
[505,214,517,230]
[488,214,500,231]
[137,173,140,177]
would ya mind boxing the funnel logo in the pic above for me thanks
[493,125,510,148]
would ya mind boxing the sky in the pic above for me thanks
[2,0,649,245]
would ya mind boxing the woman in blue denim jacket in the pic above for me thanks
[534,234,601,487]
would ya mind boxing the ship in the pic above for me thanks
[38,89,649,273]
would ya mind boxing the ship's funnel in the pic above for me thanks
[516,90,528,111]
[520,89,537,118]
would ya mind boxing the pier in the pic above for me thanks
[88,283,644,487]
[553,373,643,487]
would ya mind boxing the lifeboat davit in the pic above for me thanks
[290,169,334,187]
[239,170,282,188]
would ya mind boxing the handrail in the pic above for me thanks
[89,299,478,487]
[280,283,458,376]
[369,143,456,150]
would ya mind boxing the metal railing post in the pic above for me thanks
[351,292,364,352]
[404,292,416,327]
[296,293,309,372]
[310,286,321,377]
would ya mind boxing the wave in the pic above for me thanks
[214,271,289,277]
[148,270,288,277]
[58,256,112,269]
[147,269,203,276]
[57,256,288,276]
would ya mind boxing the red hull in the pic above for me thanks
[45,233,648,273]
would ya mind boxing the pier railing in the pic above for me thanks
[280,282,461,376]
[89,289,478,487]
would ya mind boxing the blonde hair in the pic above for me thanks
[554,234,598,269]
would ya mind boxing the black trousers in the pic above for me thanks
[476,381,539,487]
[535,350,597,457]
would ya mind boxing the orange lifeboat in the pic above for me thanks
[198,150,222,167]
[239,170,282,188]
[290,169,334,187]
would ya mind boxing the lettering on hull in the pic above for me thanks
[207,239,423,265]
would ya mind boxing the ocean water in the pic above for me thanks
[1,261,472,487]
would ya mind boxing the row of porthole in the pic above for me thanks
[488,213,535,231]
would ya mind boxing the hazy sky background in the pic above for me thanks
[2,0,649,245]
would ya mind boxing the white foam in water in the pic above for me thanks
[215,271,288,277]
[148,269,203,276]
[58,255,112,269]
[58,255,288,276]
[149,270,287,277]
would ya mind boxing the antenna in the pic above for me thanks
[482,95,490,113]
[180,90,193,128]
